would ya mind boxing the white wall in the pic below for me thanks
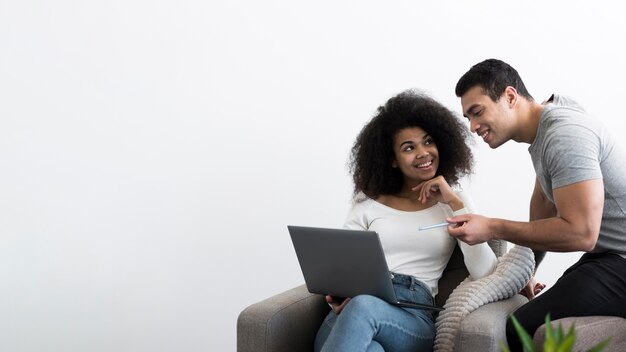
[1,1,625,351]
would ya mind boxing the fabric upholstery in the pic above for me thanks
[434,245,535,352]
[238,241,514,352]
[533,316,626,352]
[238,239,625,352]
[237,285,329,352]
[455,295,528,351]
[435,240,505,307]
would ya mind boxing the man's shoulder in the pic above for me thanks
[540,99,598,137]
[547,94,586,112]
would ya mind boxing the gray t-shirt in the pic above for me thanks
[529,94,626,257]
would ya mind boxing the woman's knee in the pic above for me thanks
[341,295,388,318]
[346,295,386,311]
[350,294,381,305]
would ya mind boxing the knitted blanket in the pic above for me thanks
[433,245,535,352]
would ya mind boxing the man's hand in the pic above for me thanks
[519,277,546,300]
[446,213,494,245]
[325,295,351,315]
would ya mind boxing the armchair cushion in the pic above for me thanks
[533,316,626,352]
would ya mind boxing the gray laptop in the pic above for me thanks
[288,225,443,311]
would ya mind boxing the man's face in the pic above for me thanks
[460,85,515,149]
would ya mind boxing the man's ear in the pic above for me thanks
[503,86,518,107]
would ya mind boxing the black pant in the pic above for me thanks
[506,252,626,351]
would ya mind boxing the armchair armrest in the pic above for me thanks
[455,295,528,351]
[237,284,330,352]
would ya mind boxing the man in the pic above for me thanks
[447,58,626,351]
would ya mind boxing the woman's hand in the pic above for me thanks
[412,176,463,211]
[325,295,351,315]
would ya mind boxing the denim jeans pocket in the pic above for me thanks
[392,276,436,321]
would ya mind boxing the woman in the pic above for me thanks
[314,90,498,352]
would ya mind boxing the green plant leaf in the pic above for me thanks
[544,337,557,352]
[544,313,553,339]
[505,313,612,352]
[585,337,612,352]
[543,313,557,352]
[500,341,511,352]
[510,315,536,352]
[553,324,564,344]
[555,331,575,352]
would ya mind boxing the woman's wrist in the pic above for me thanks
[448,198,464,211]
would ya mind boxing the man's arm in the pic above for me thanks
[447,178,604,252]
[529,177,556,266]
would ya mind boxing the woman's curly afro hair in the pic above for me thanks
[349,89,474,199]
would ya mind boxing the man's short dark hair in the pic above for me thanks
[455,59,534,102]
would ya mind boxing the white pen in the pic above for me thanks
[418,222,451,231]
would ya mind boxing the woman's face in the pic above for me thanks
[392,126,439,184]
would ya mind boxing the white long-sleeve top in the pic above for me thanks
[344,191,497,296]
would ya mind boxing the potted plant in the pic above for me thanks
[501,314,612,352]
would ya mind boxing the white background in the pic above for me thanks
[1,1,625,351]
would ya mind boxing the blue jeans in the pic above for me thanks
[314,273,436,352]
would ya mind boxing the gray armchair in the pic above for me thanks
[238,240,529,352]
[238,239,626,351]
